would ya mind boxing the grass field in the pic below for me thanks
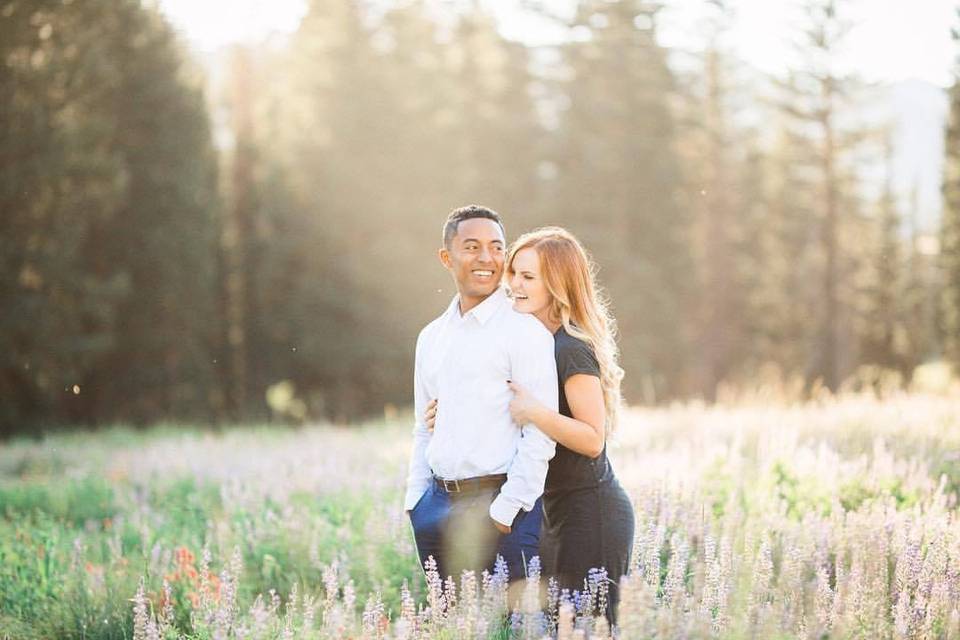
[2,392,960,639]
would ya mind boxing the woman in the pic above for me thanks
[425,226,635,623]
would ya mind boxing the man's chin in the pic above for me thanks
[465,283,500,298]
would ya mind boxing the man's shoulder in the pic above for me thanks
[416,313,446,345]
[497,307,554,347]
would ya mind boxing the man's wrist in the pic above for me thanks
[489,494,520,526]
[403,483,429,512]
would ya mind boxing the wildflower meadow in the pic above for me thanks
[2,389,960,639]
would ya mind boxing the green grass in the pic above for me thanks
[0,394,958,638]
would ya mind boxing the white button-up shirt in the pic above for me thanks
[404,286,558,526]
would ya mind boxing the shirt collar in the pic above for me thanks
[449,286,508,326]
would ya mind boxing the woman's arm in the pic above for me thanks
[508,375,605,458]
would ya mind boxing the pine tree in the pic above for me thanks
[442,8,544,216]
[263,0,548,419]
[943,9,960,371]
[552,0,694,401]
[88,2,220,423]
[674,0,755,398]
[859,134,905,374]
[0,0,125,429]
[902,184,939,372]
[275,0,416,419]
[218,44,260,420]
[741,125,821,383]
[773,0,870,390]
[1,0,219,430]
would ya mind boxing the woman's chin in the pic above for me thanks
[512,301,529,313]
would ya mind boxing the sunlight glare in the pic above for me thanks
[158,0,307,52]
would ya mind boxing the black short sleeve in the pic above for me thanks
[556,331,600,384]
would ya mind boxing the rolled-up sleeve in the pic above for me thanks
[489,322,558,526]
[404,330,433,511]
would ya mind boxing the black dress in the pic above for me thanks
[540,326,635,623]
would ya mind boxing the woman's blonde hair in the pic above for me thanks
[506,227,624,431]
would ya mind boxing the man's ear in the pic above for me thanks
[438,247,453,269]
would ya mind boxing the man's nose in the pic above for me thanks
[478,245,494,263]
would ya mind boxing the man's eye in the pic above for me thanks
[465,245,478,251]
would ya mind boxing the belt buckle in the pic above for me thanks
[442,478,461,493]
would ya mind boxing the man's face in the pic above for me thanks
[440,218,506,306]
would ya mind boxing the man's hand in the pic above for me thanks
[425,398,438,433]
[493,518,511,535]
[507,381,545,426]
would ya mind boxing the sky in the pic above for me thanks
[657,0,956,87]
[158,0,957,87]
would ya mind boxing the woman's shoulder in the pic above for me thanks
[554,325,599,376]
[555,325,593,352]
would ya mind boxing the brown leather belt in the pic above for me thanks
[433,473,507,494]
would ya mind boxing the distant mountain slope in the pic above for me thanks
[889,78,948,233]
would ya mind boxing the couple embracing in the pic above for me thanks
[404,205,635,623]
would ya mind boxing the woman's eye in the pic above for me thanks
[524,275,533,280]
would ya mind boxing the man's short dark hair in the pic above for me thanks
[442,205,505,248]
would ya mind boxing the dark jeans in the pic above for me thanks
[409,481,543,583]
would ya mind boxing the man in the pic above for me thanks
[405,205,558,583]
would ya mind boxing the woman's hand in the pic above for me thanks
[424,398,438,433]
[507,381,545,426]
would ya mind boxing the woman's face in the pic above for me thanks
[508,247,552,320]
